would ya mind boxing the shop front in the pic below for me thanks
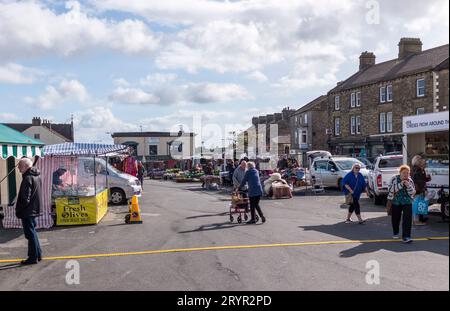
[403,111,449,200]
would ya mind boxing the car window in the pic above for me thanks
[328,162,338,171]
[335,159,364,170]
[314,161,328,170]
[378,158,402,168]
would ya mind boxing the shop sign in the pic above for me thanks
[403,111,449,134]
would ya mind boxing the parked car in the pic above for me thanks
[367,155,403,205]
[310,157,369,190]
[78,157,142,205]
[357,157,374,170]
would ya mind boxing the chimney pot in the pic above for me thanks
[398,38,422,59]
[359,51,376,70]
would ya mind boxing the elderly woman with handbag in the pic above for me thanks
[342,163,369,224]
[387,165,416,243]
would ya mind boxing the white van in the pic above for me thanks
[78,157,142,205]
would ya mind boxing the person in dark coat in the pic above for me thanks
[15,158,43,265]
[240,161,266,224]
[411,155,431,225]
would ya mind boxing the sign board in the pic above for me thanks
[148,137,160,144]
[403,111,449,134]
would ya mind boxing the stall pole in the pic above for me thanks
[94,154,97,195]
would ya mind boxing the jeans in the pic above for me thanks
[392,204,413,239]
[348,198,361,215]
[21,217,42,261]
[249,196,264,221]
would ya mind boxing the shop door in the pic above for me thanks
[7,157,17,205]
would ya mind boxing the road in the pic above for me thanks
[0,179,448,291]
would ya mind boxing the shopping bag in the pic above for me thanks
[345,193,354,205]
[413,195,429,215]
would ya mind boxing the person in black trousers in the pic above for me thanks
[16,158,43,265]
[239,161,266,224]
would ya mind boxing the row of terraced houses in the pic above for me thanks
[240,38,449,166]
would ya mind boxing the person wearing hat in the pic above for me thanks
[342,163,369,224]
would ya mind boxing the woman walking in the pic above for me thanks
[387,165,416,243]
[342,163,368,224]
[411,155,431,225]
[240,161,266,224]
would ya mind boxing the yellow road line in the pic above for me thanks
[0,236,448,264]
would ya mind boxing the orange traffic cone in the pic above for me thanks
[125,195,143,224]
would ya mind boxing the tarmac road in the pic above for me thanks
[0,179,448,291]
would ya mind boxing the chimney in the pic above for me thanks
[266,114,274,124]
[274,113,282,122]
[398,38,422,59]
[32,117,41,126]
[252,117,259,125]
[359,52,376,70]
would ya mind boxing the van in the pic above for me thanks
[78,157,142,205]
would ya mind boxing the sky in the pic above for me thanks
[0,0,449,148]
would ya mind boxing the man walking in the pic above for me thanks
[15,158,43,265]
[233,160,248,191]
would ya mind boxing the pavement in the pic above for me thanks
[0,179,448,291]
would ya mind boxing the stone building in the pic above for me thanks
[327,38,449,158]
[289,95,328,166]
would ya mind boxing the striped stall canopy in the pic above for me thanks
[1,144,42,159]
[43,143,129,156]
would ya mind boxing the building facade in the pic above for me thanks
[3,117,74,145]
[289,95,328,166]
[327,38,449,158]
[112,131,195,167]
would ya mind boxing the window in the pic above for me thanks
[334,118,341,136]
[379,113,386,133]
[351,93,356,108]
[387,84,393,102]
[149,145,158,155]
[356,92,361,107]
[380,86,386,103]
[386,112,393,133]
[356,116,361,134]
[34,134,40,139]
[302,130,307,144]
[304,114,308,124]
[417,79,425,97]
[314,160,328,171]
[350,116,356,135]
[334,96,340,110]
[295,116,298,124]
[416,107,425,115]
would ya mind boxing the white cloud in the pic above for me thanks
[73,106,138,143]
[245,71,269,83]
[0,63,43,84]
[113,78,130,87]
[139,73,178,86]
[0,113,20,122]
[24,79,89,110]
[109,82,252,105]
[0,1,160,60]
[109,87,161,105]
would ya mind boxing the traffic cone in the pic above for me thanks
[125,195,143,224]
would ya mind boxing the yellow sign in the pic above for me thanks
[56,189,109,226]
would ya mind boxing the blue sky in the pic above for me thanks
[0,0,449,147]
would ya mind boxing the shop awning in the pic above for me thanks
[42,143,129,156]
[0,123,44,159]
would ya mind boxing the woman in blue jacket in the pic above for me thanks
[342,163,368,224]
[240,162,266,224]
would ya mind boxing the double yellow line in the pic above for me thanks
[0,237,448,264]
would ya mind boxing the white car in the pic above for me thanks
[311,157,369,190]
[367,155,403,205]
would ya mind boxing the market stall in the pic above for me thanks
[2,143,129,228]
[43,143,129,226]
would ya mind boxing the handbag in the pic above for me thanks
[413,195,429,215]
[345,193,354,205]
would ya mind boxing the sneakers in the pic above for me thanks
[261,216,266,224]
[403,238,413,244]
[246,220,256,224]
[344,219,353,224]
[392,235,400,239]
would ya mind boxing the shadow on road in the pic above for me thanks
[0,263,22,271]
[185,212,229,220]
[300,215,449,257]
[178,222,244,234]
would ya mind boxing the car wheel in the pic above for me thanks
[110,189,126,205]
[374,194,383,205]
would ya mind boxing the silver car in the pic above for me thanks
[311,157,369,190]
